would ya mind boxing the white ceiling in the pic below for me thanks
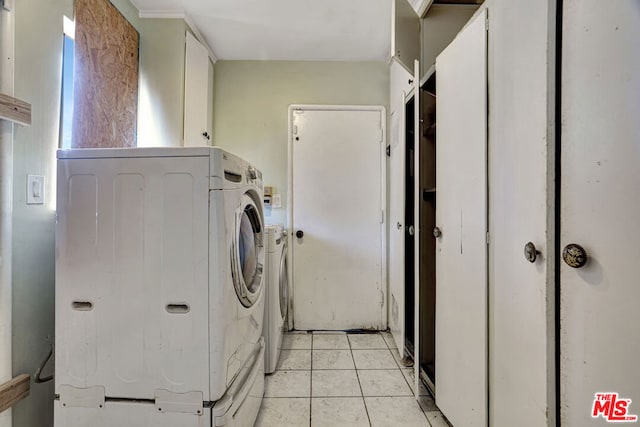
[131,0,392,61]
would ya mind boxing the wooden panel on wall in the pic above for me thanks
[73,0,139,148]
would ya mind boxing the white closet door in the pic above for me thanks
[561,1,640,425]
[183,32,210,147]
[435,9,487,426]
[389,59,413,351]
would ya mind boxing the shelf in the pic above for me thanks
[423,123,436,138]
[0,93,31,126]
[0,374,30,414]
[423,188,437,200]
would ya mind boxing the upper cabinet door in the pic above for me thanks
[392,0,420,71]
[435,9,487,426]
[184,31,211,147]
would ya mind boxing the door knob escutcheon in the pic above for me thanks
[562,243,587,268]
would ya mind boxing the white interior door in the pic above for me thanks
[389,59,413,351]
[291,106,386,331]
[435,9,487,426]
[561,2,640,425]
[183,31,210,147]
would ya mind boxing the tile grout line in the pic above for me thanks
[385,332,434,425]
[387,333,434,424]
[349,333,374,427]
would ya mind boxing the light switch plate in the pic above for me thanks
[27,174,45,205]
[272,193,282,208]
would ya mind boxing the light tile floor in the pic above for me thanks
[256,331,449,427]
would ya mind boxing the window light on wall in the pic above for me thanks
[59,16,75,149]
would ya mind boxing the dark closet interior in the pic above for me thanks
[403,71,437,392]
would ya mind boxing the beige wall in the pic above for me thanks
[11,0,73,426]
[138,18,187,147]
[213,60,389,225]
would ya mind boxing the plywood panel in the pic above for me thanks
[73,0,139,148]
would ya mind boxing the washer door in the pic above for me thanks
[278,244,289,320]
[231,192,265,307]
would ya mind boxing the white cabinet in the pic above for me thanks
[392,0,420,71]
[388,58,413,352]
[138,21,214,148]
[184,31,213,147]
[435,9,487,426]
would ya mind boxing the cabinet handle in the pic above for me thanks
[524,242,540,263]
[202,131,211,140]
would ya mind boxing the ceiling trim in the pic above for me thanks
[138,9,185,18]
[137,9,218,63]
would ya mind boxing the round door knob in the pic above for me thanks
[562,243,587,268]
[433,227,442,238]
[296,230,304,239]
[524,242,540,263]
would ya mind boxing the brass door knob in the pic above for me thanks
[562,243,587,268]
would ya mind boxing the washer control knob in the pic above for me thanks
[247,167,257,180]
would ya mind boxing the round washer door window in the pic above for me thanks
[232,193,265,307]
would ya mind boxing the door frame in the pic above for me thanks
[286,104,387,331]
[0,9,14,427]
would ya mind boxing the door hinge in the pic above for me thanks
[155,390,204,415]
[485,17,489,31]
[58,385,105,409]
[380,209,385,224]
[380,289,385,308]
[486,231,490,245]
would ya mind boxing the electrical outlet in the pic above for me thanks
[27,174,45,205]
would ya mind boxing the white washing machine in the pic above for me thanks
[55,147,266,426]
[263,225,288,374]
